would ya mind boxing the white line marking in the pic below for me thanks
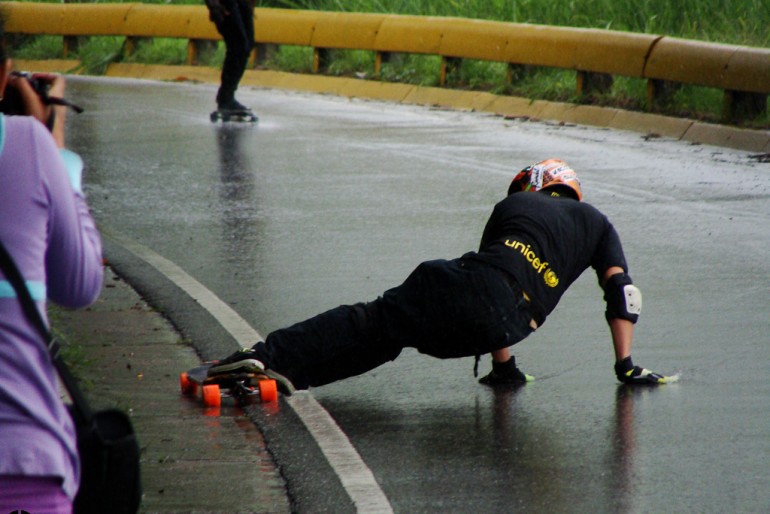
[287,393,394,513]
[109,231,264,345]
[107,231,394,513]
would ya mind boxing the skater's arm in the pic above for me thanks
[608,317,633,361]
[602,266,633,361]
[602,266,667,385]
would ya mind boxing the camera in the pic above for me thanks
[13,71,49,97]
[0,71,83,118]
[0,71,48,115]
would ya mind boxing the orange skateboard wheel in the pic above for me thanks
[180,372,197,395]
[202,384,221,407]
[259,379,278,402]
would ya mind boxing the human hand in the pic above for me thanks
[30,72,66,98]
[4,71,48,122]
[33,73,68,147]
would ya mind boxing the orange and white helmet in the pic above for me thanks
[508,158,583,201]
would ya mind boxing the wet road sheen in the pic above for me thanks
[67,77,769,513]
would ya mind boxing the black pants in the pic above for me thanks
[210,0,254,106]
[252,257,535,390]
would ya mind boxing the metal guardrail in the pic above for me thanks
[3,2,768,121]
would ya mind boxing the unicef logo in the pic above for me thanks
[504,238,560,287]
[543,269,559,288]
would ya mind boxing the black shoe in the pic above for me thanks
[208,348,265,375]
[479,357,534,386]
[217,98,251,112]
[208,347,296,396]
[262,368,296,396]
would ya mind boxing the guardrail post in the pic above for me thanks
[313,48,331,73]
[254,43,277,68]
[576,71,613,98]
[440,57,461,86]
[506,64,530,85]
[247,46,257,69]
[375,51,391,80]
[187,39,200,65]
[646,79,681,110]
[123,37,138,61]
[63,36,79,58]
[724,90,767,122]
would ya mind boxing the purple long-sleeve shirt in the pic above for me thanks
[0,114,103,500]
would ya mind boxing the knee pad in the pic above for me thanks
[603,273,642,323]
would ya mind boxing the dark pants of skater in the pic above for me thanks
[212,0,254,106]
[252,256,536,390]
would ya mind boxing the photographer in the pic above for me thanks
[0,16,104,514]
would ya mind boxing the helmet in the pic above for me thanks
[508,158,582,201]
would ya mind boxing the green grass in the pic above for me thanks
[8,0,770,127]
[263,45,314,74]
[127,38,188,66]
[47,307,94,387]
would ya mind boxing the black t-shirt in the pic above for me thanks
[468,191,628,324]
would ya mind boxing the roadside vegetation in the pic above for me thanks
[10,0,770,127]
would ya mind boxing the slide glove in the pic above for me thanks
[614,356,667,385]
[479,357,534,386]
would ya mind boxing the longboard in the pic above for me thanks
[180,362,278,407]
[210,109,258,123]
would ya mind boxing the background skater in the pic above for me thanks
[205,0,257,120]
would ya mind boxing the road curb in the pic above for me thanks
[17,59,769,154]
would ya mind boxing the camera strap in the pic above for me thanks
[0,239,94,424]
[48,96,85,114]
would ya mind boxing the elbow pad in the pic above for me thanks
[603,273,642,323]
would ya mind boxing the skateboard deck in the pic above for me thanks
[180,362,278,407]
[210,109,258,123]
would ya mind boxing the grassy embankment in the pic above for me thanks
[12,0,770,126]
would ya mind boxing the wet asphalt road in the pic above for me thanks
[66,76,769,513]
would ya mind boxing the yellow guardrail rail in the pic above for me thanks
[3,2,768,121]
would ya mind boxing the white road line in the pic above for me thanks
[108,231,263,345]
[287,393,394,514]
[107,231,394,514]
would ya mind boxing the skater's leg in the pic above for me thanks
[378,258,534,358]
[213,0,254,107]
[254,301,402,390]
[244,258,533,390]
